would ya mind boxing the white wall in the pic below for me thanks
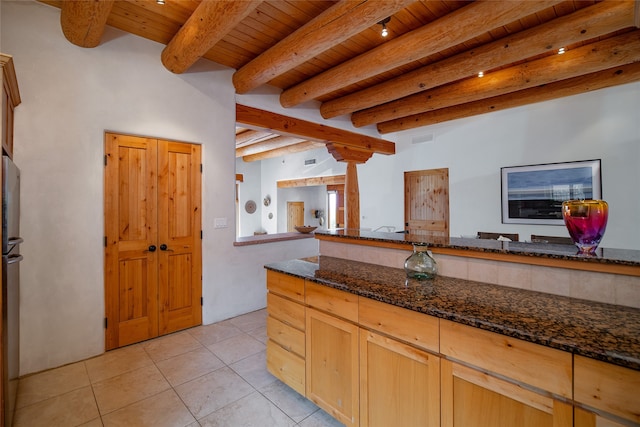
[357,83,640,249]
[2,1,319,375]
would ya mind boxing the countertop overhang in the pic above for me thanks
[265,255,640,371]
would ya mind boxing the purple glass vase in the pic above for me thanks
[562,199,608,254]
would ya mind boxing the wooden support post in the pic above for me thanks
[345,162,360,230]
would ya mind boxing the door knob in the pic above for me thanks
[160,244,173,251]
[145,245,157,253]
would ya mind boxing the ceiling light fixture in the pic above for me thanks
[157,0,164,4]
[378,17,390,38]
[478,71,484,78]
[558,47,566,55]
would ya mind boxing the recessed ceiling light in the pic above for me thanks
[478,71,484,78]
[558,47,566,55]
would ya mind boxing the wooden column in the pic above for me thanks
[345,162,360,230]
[326,143,373,230]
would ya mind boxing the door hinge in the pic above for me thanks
[104,236,107,247]
[200,230,203,239]
[104,155,107,166]
[200,164,203,173]
[200,297,203,306]
[104,317,108,328]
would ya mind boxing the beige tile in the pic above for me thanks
[229,350,277,389]
[156,347,225,387]
[175,366,254,420]
[199,391,295,427]
[468,259,499,284]
[188,322,244,347]
[531,266,571,297]
[614,274,640,309]
[207,333,266,365]
[298,408,345,427]
[16,361,90,408]
[248,324,268,344]
[435,255,468,279]
[102,389,195,427]
[142,330,204,362]
[497,262,532,290]
[570,270,615,304]
[93,364,170,415]
[13,386,99,427]
[85,344,153,383]
[228,309,267,332]
[260,380,319,423]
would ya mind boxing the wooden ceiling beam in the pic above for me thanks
[233,0,413,94]
[242,141,326,162]
[235,129,278,147]
[326,143,374,164]
[320,0,635,119]
[236,104,395,155]
[236,135,307,157]
[278,175,345,188]
[377,62,640,134]
[161,0,262,74]
[60,0,115,48]
[353,30,640,127]
[279,0,563,108]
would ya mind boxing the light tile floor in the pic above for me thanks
[12,309,345,427]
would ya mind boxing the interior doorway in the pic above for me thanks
[404,168,450,236]
[287,201,305,231]
[104,132,202,350]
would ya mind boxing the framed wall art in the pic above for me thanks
[501,159,601,225]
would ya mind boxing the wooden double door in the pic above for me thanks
[104,133,202,350]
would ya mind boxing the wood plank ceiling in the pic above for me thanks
[44,0,640,161]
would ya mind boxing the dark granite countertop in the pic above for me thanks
[315,229,640,268]
[265,256,640,371]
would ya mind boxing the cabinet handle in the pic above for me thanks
[160,244,174,252]
[144,245,157,253]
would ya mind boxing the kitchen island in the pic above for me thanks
[264,253,640,427]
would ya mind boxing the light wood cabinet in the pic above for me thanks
[306,306,359,427]
[441,359,572,427]
[266,271,306,395]
[360,328,440,427]
[574,355,640,426]
[574,407,628,427]
[359,296,441,427]
[440,320,573,427]
[1,54,20,159]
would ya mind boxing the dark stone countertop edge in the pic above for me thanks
[314,229,640,267]
[234,231,315,246]
[264,258,640,371]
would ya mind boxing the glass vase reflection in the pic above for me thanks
[562,199,608,255]
[405,242,437,280]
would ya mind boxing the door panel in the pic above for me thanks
[404,168,449,236]
[287,201,304,232]
[105,133,158,350]
[105,133,201,349]
[157,140,202,335]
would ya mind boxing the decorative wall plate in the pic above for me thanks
[245,200,257,214]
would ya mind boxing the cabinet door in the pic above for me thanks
[441,359,572,427]
[574,355,640,425]
[574,407,628,427]
[360,329,440,427]
[306,308,359,427]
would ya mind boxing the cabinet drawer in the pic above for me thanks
[305,281,358,323]
[267,339,305,396]
[440,320,572,399]
[359,297,439,353]
[267,315,305,358]
[574,355,640,424]
[267,270,305,302]
[267,292,305,331]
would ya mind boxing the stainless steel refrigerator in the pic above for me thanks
[2,155,22,427]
